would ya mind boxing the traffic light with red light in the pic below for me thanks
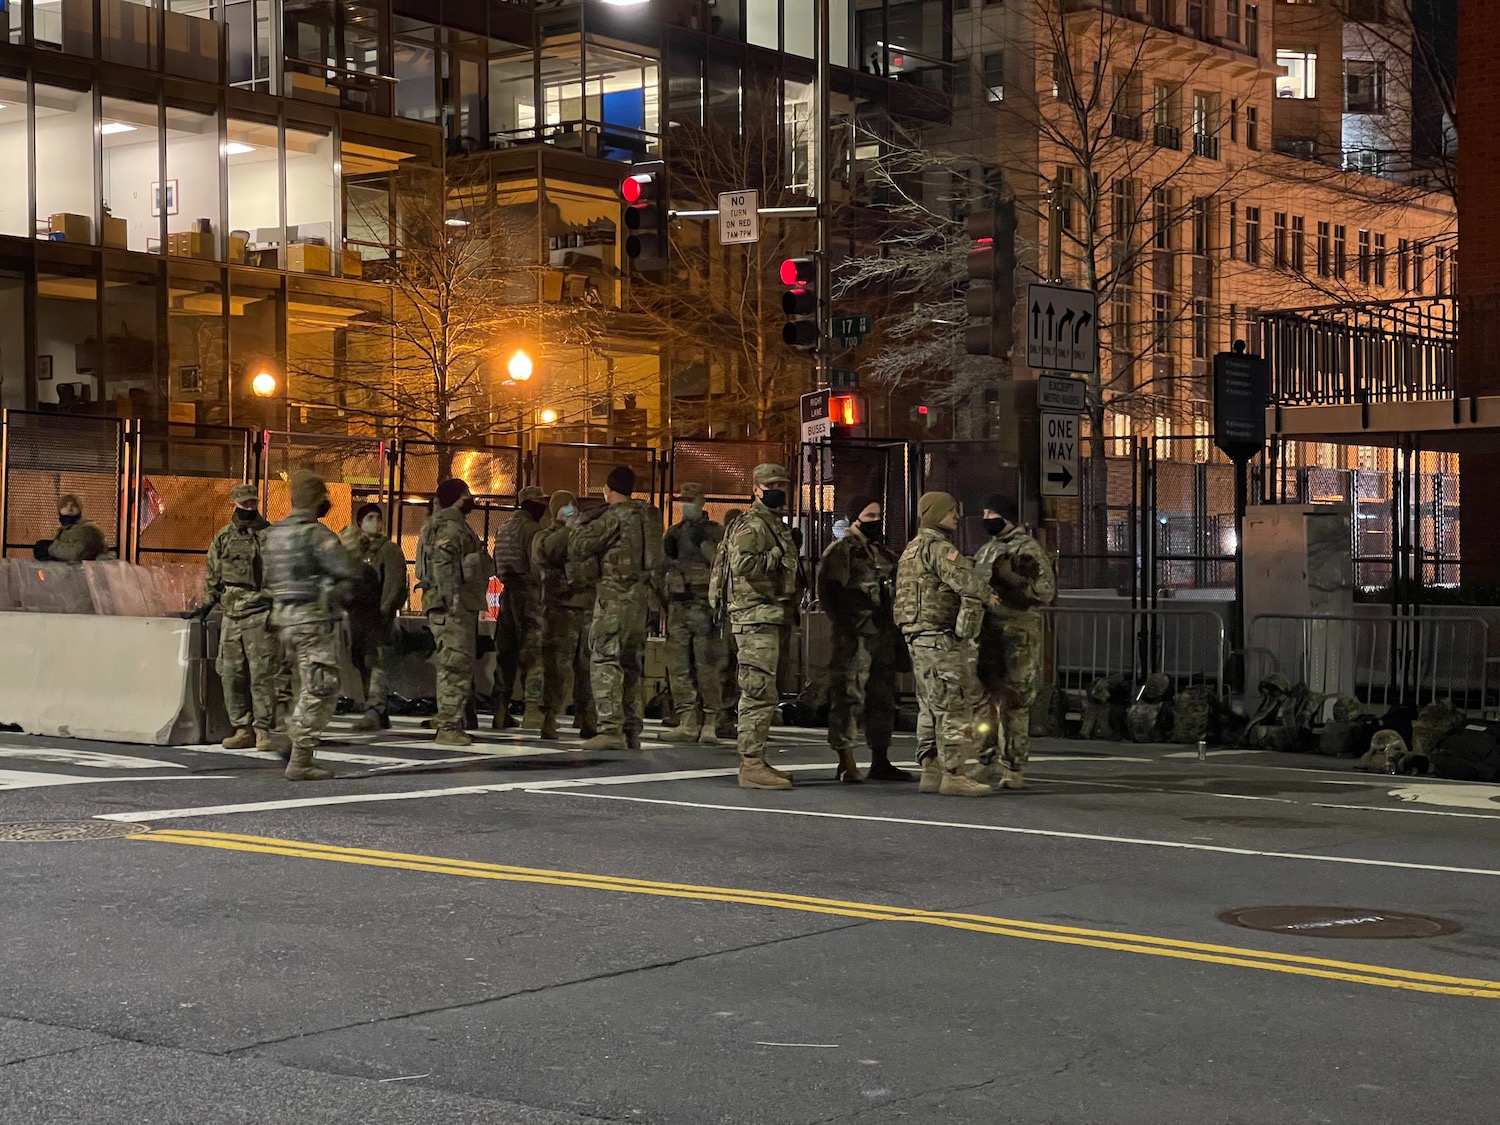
[965,202,1017,357]
[621,159,668,271]
[780,256,819,350]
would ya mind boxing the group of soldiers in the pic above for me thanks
[195,460,1054,796]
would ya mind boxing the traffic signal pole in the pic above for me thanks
[815,0,832,390]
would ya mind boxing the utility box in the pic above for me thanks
[1243,504,1355,701]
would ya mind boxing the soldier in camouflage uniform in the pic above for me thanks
[264,471,358,781]
[973,495,1056,788]
[417,478,490,747]
[712,464,803,791]
[491,485,547,729]
[659,482,726,745]
[894,491,998,797]
[569,466,661,752]
[46,493,108,562]
[818,494,909,782]
[200,484,285,752]
[532,489,598,741]
[340,503,409,730]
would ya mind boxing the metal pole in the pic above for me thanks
[1232,454,1248,696]
[815,0,831,389]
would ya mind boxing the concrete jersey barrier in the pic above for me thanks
[0,612,210,744]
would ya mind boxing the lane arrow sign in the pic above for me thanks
[1046,465,1075,489]
[1074,310,1092,343]
[1057,308,1075,342]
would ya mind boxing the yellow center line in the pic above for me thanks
[136,829,1500,1001]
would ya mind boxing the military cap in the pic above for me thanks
[752,463,790,485]
[678,482,707,502]
[517,485,545,505]
[230,484,259,506]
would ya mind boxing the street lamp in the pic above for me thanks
[538,407,559,425]
[507,349,534,382]
[251,370,277,397]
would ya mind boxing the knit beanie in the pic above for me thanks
[606,465,636,496]
[985,493,1018,522]
[918,491,958,531]
[548,489,576,518]
[355,502,382,524]
[846,493,877,521]
[290,470,328,512]
[435,478,469,509]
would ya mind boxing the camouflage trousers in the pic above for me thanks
[542,602,596,728]
[664,598,726,724]
[827,624,897,755]
[428,609,477,732]
[217,608,281,731]
[732,623,781,765]
[360,620,397,713]
[908,633,983,774]
[979,611,1043,771]
[494,582,542,711]
[589,592,648,738]
[281,621,341,752]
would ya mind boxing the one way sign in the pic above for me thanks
[1026,283,1097,375]
[1040,411,1080,498]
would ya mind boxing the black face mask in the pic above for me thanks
[760,488,786,510]
[859,519,884,543]
[314,499,333,519]
[459,496,476,514]
[233,507,259,525]
[983,516,1010,537]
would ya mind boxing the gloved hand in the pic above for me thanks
[184,603,213,621]
[33,540,52,562]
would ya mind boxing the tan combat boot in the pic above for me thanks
[660,713,702,742]
[999,766,1026,790]
[918,757,943,793]
[834,747,864,783]
[221,728,256,750]
[255,729,291,757]
[539,712,561,740]
[581,732,627,752]
[697,713,726,746]
[739,758,793,790]
[939,771,996,797]
[435,728,474,747]
[284,745,333,782]
[522,701,543,729]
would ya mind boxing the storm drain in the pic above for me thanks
[1219,905,1462,940]
[0,821,147,843]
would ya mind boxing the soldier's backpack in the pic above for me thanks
[1171,684,1221,745]
[707,531,732,625]
[1080,676,1130,740]
[1359,730,1418,774]
[1429,721,1500,782]
[1127,673,1174,743]
[1317,696,1378,758]
[1412,699,1466,759]
[1030,685,1068,738]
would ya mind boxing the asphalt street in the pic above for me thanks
[1,716,1498,1124]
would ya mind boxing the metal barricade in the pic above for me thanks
[1247,612,1490,712]
[130,422,255,566]
[535,443,661,512]
[1045,603,1229,696]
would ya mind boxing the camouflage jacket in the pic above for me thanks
[660,514,723,601]
[416,505,489,615]
[722,501,801,627]
[264,511,358,626]
[533,520,595,611]
[974,526,1056,616]
[818,531,894,636]
[492,508,541,584]
[894,527,991,638]
[204,517,272,618]
[340,526,409,620]
[568,498,662,599]
[50,519,107,563]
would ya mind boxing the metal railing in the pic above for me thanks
[1247,612,1490,712]
[1046,604,1229,695]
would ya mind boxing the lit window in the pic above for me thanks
[1276,50,1317,100]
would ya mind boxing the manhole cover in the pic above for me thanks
[1185,815,1337,829]
[1219,905,1462,940]
[0,821,147,843]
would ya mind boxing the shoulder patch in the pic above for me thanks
[947,549,958,561]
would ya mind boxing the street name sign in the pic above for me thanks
[717,190,760,245]
[1040,412,1080,498]
[1026,283,1097,375]
[1037,373,1087,413]
[800,388,831,442]
[1212,351,1269,462]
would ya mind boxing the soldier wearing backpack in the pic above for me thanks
[416,478,489,746]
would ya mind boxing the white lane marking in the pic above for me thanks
[0,771,226,791]
[1312,801,1500,822]
[1163,749,1263,759]
[0,747,186,771]
[533,791,1500,880]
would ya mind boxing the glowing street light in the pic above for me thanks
[538,407,559,425]
[507,349,534,382]
[251,370,277,397]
